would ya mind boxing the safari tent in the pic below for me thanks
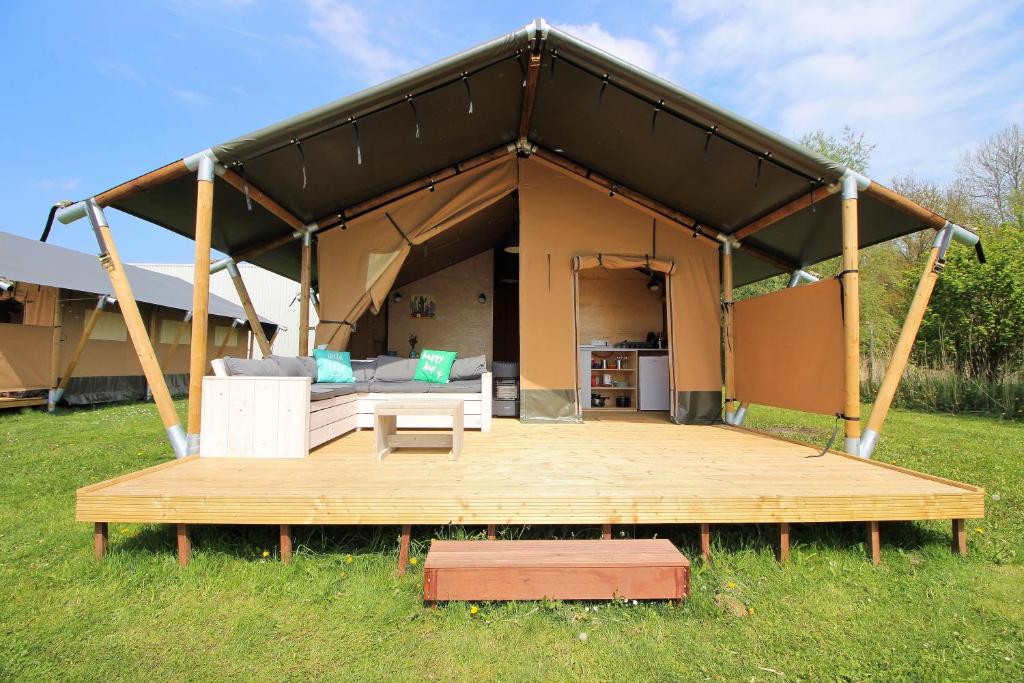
[0,230,277,409]
[55,21,985,567]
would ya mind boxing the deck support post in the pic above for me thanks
[700,523,711,564]
[280,524,293,565]
[859,223,980,458]
[951,519,967,556]
[602,524,612,540]
[397,524,412,576]
[486,524,497,540]
[83,200,187,457]
[867,521,881,565]
[776,522,790,563]
[721,240,738,423]
[187,155,216,455]
[177,523,191,567]
[298,231,312,355]
[49,294,111,410]
[225,260,272,357]
[840,173,863,455]
[94,522,108,559]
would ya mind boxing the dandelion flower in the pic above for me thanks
[410,557,419,566]
[470,605,479,615]
[345,554,354,564]
[975,528,985,534]
[578,632,588,642]
[748,607,756,616]
[261,550,270,558]
[726,581,736,590]
[119,527,130,533]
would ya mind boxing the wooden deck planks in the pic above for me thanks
[76,415,984,526]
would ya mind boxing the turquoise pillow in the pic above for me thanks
[313,349,354,383]
[413,349,457,383]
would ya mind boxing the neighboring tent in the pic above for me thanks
[0,231,277,406]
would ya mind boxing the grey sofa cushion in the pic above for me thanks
[450,355,486,380]
[221,357,284,377]
[310,387,345,401]
[351,359,377,382]
[369,380,428,393]
[427,379,482,393]
[268,355,318,379]
[372,356,418,382]
[354,381,371,393]
[312,383,357,396]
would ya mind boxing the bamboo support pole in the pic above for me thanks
[733,183,839,241]
[298,233,312,356]
[46,292,65,411]
[160,311,192,368]
[840,177,861,455]
[51,295,107,408]
[722,242,737,422]
[187,158,215,453]
[860,242,945,458]
[228,263,271,356]
[518,53,542,141]
[83,200,187,456]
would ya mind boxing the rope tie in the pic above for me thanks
[293,139,307,189]
[462,74,474,114]
[406,96,421,139]
[238,164,253,211]
[351,119,362,165]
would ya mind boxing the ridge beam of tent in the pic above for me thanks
[82,199,188,458]
[517,51,543,144]
[223,260,271,357]
[859,223,981,458]
[47,293,115,411]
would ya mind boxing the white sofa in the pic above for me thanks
[200,355,491,458]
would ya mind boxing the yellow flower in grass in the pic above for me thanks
[345,554,354,564]
[726,581,736,590]
[748,607,756,616]
[410,557,419,566]
[975,528,985,534]
[470,605,479,615]
[262,550,270,558]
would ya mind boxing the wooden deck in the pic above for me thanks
[77,413,983,526]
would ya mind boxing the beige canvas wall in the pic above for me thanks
[577,268,664,345]
[518,157,721,397]
[386,250,493,361]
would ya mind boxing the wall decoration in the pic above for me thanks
[410,294,436,318]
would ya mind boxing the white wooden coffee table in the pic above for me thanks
[373,400,464,462]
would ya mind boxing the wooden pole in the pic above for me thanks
[187,158,215,453]
[700,523,711,564]
[94,522,108,560]
[298,233,312,356]
[867,521,881,565]
[840,177,861,455]
[93,160,191,209]
[951,519,967,556]
[160,311,192,368]
[486,524,497,540]
[732,184,838,241]
[177,523,191,567]
[602,524,612,540]
[722,242,737,422]
[518,53,542,141]
[52,295,107,402]
[280,524,293,565]
[46,291,65,411]
[777,522,790,563]
[83,200,186,456]
[860,241,944,457]
[397,524,412,576]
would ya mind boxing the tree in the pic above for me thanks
[888,173,978,264]
[957,123,1024,228]
[798,125,876,174]
[918,226,1024,381]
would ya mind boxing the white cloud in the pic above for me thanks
[658,0,1024,181]
[305,0,413,83]
[558,22,660,73]
[94,58,146,84]
[172,89,209,107]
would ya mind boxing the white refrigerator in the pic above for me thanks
[638,354,671,411]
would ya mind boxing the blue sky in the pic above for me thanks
[2,0,1023,264]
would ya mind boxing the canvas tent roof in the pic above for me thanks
[0,231,276,326]
[74,21,957,286]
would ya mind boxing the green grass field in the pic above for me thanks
[1,400,1021,681]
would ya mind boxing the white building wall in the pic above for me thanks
[133,263,317,357]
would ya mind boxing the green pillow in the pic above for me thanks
[312,349,354,383]
[413,349,457,383]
